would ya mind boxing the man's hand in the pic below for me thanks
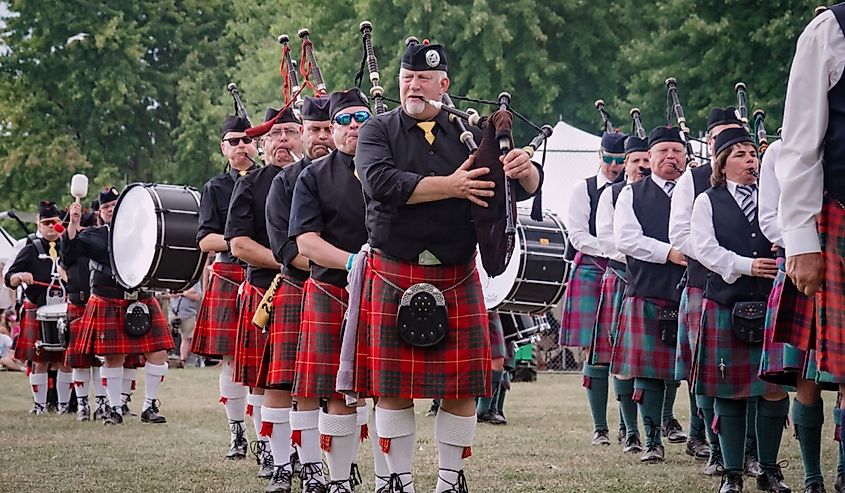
[68,202,82,226]
[447,155,494,207]
[501,148,533,180]
[667,247,687,267]
[751,258,778,279]
[787,252,824,296]
[13,272,34,286]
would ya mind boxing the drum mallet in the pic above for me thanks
[70,174,89,205]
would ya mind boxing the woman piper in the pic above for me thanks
[691,128,790,493]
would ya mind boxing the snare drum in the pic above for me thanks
[477,210,570,314]
[36,303,68,352]
[110,183,208,292]
[499,312,549,346]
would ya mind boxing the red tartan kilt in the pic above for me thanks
[352,250,491,399]
[77,294,173,355]
[64,301,99,368]
[609,296,677,380]
[258,276,304,389]
[771,270,815,352]
[589,268,624,366]
[192,262,245,358]
[14,300,65,363]
[124,353,146,368]
[815,197,845,378]
[233,281,267,387]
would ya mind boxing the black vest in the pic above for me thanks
[585,176,604,236]
[686,164,713,288]
[611,180,626,207]
[625,177,684,302]
[703,186,774,306]
[824,4,845,202]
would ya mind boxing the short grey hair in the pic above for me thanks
[398,68,448,83]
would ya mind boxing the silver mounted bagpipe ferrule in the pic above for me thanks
[523,125,554,158]
[629,107,647,139]
[298,28,327,95]
[735,82,749,130]
[359,21,385,114]
[227,82,252,127]
[428,99,484,127]
[595,99,615,134]
[441,93,478,152]
[278,34,304,109]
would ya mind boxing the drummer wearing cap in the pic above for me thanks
[6,200,73,415]
[591,135,649,454]
[63,187,174,426]
[193,114,258,460]
[352,41,541,492]
[224,106,302,480]
[561,130,625,447]
[262,95,337,492]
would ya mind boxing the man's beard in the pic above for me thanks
[403,98,426,116]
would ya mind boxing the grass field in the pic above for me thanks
[1,369,841,493]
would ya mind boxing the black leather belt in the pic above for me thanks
[92,286,148,301]
[776,246,786,259]
[68,291,89,306]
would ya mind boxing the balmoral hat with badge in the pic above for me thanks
[401,41,448,72]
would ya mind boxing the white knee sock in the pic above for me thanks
[91,367,106,398]
[29,372,48,408]
[142,362,168,411]
[352,405,367,462]
[219,358,247,422]
[121,367,136,407]
[291,409,323,466]
[100,366,124,409]
[319,411,358,482]
[434,410,477,493]
[370,406,391,490]
[262,406,293,469]
[56,370,74,406]
[72,368,91,403]
[376,406,416,492]
[247,393,267,444]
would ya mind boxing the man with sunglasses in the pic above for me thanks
[256,95,333,493]
[225,107,302,480]
[560,131,626,447]
[352,42,541,493]
[6,201,73,415]
[287,88,371,493]
[194,115,259,460]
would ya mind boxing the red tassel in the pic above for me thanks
[159,376,165,383]
[379,437,391,454]
[74,381,85,388]
[632,388,644,404]
[246,404,254,416]
[48,377,55,390]
[260,421,274,437]
[68,383,75,391]
[131,380,137,391]
[25,366,31,376]
[836,424,842,442]
[462,446,472,459]
[360,423,369,442]
[291,429,302,447]
[711,415,720,435]
[31,384,38,393]
[219,396,228,405]
[582,375,592,390]
[320,434,332,452]
[102,377,108,387]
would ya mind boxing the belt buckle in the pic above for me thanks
[417,250,441,266]
[123,291,139,301]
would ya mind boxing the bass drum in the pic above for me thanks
[110,183,207,292]
[477,210,570,314]
[499,312,550,346]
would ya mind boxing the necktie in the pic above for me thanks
[238,170,247,177]
[416,121,436,145]
[663,181,676,197]
[737,184,757,223]
[48,241,58,260]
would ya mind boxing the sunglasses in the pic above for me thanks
[39,219,60,227]
[601,154,626,165]
[334,111,371,126]
[224,136,253,146]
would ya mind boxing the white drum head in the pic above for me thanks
[112,185,157,288]
[36,302,67,321]
[476,232,523,310]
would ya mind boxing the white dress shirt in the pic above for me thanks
[596,184,624,263]
[691,181,756,283]
[777,9,845,256]
[668,168,698,259]
[613,174,674,264]
[758,139,784,248]
[566,172,612,257]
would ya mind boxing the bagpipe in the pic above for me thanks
[735,81,772,156]
[665,77,699,170]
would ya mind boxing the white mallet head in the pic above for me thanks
[70,174,89,202]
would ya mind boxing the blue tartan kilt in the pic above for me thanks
[804,350,841,391]
[558,254,606,348]
[609,296,677,380]
[675,286,703,382]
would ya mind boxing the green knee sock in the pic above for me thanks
[835,405,845,476]
[696,394,721,454]
[618,407,626,434]
[688,390,705,440]
[477,369,503,414]
[583,364,609,432]
[635,378,666,447]
[614,377,639,435]
[793,398,824,487]
[494,371,509,416]
[662,380,679,422]
[756,397,789,471]
[714,397,748,474]
[746,396,758,455]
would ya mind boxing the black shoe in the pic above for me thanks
[719,471,744,493]
[57,403,72,415]
[436,469,468,493]
[29,402,46,415]
[76,397,90,422]
[704,449,724,476]
[349,463,362,491]
[686,435,710,460]
[93,396,109,421]
[804,483,826,493]
[121,394,137,417]
[835,474,845,493]
[623,433,643,453]
[618,427,627,444]
[265,465,293,493]
[327,480,354,493]
[103,406,123,426]
[744,454,763,478]
[250,440,274,479]
[663,417,688,443]
[756,464,791,493]
[300,462,327,493]
[226,420,247,459]
[477,410,506,425]
[592,429,611,446]
[640,444,665,463]
[375,476,392,493]
[140,399,167,424]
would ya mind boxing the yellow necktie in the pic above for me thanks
[416,121,436,145]
[238,170,247,177]
[48,241,58,260]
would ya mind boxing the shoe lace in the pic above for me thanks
[388,472,413,493]
[250,440,267,465]
[665,417,682,431]
[33,402,45,413]
[327,479,353,493]
[437,469,468,493]
[229,421,247,446]
[300,462,326,492]
[349,463,362,487]
[271,465,293,484]
[262,448,274,470]
[643,416,662,442]
[145,399,161,414]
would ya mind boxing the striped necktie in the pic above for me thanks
[736,184,757,223]
[416,121,436,145]
[663,181,676,197]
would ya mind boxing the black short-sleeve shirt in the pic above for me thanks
[61,226,118,291]
[197,167,255,264]
[4,236,58,306]
[266,157,311,283]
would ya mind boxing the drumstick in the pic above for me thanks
[70,174,89,205]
